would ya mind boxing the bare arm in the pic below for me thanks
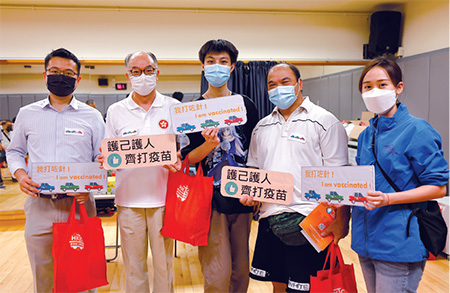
[364,184,446,210]
[321,204,351,244]
[187,128,220,164]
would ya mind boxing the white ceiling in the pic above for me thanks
[1,0,411,13]
[0,0,421,76]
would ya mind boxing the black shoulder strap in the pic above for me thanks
[372,132,401,193]
[1,129,10,142]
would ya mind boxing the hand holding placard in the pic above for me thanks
[301,166,375,206]
[170,95,247,134]
[220,166,294,205]
[101,134,177,170]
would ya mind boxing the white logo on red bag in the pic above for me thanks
[176,185,189,202]
[69,233,85,251]
[333,289,345,293]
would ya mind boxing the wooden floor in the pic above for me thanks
[0,167,449,292]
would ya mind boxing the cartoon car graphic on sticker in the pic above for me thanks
[201,119,219,128]
[61,182,79,192]
[39,183,55,192]
[304,190,321,201]
[176,123,196,133]
[224,115,243,125]
[349,192,367,204]
[85,182,103,191]
[326,191,343,203]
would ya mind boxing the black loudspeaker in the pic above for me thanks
[98,78,108,86]
[364,11,402,59]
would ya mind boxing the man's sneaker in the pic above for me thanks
[0,184,6,189]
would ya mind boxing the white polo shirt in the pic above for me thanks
[105,91,180,208]
[247,97,348,218]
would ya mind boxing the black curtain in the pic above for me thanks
[200,60,278,120]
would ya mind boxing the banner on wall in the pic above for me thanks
[220,166,294,205]
[101,134,177,170]
[30,162,107,194]
[169,95,247,134]
[300,166,375,206]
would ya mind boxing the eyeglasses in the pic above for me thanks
[128,66,157,77]
[46,67,78,78]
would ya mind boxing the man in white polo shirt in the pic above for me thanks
[102,51,180,293]
[241,63,350,292]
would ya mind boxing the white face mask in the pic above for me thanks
[361,87,397,115]
[130,74,157,96]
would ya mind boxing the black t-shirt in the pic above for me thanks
[181,94,259,214]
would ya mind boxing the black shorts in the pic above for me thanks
[249,217,328,292]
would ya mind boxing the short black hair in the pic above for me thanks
[172,91,184,102]
[198,39,239,64]
[44,48,81,75]
[125,52,158,68]
[268,62,301,81]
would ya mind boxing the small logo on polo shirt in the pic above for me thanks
[65,128,84,136]
[122,129,138,136]
[69,233,85,251]
[159,120,169,129]
[289,133,306,143]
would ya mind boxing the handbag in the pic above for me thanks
[407,200,448,257]
[372,132,448,256]
[52,199,109,292]
[161,155,213,246]
[310,242,358,293]
[267,212,308,246]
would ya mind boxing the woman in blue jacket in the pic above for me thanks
[352,54,449,293]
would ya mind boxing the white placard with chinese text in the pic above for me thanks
[170,95,247,134]
[30,162,107,194]
[301,166,375,206]
[101,134,177,170]
[220,166,294,205]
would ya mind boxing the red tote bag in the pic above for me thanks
[161,156,213,246]
[52,199,109,292]
[310,242,358,293]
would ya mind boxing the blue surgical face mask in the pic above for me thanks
[268,84,298,109]
[204,64,231,87]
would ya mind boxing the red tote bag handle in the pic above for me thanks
[67,198,88,224]
[180,154,206,179]
[324,242,346,276]
[321,242,345,276]
[321,242,333,271]
[179,155,190,175]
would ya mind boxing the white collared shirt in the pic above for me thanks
[247,97,349,218]
[105,91,180,208]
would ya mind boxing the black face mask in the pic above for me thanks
[46,74,77,97]
[6,126,12,132]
